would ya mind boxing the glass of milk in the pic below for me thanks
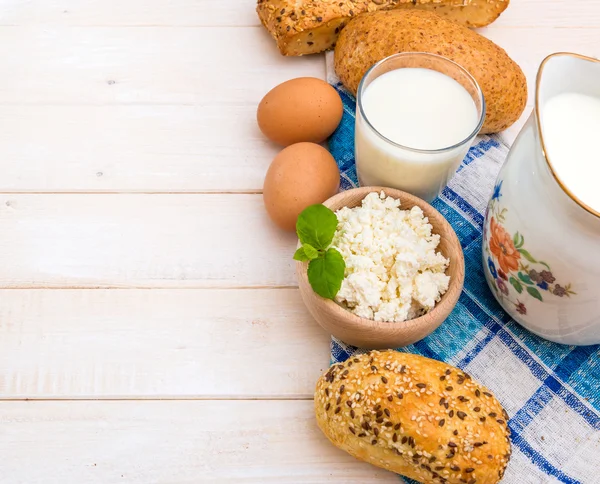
[355,53,485,201]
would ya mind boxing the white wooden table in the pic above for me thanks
[0,1,598,482]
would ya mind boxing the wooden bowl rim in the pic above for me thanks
[296,186,465,333]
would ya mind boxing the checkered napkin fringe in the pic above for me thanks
[325,53,600,484]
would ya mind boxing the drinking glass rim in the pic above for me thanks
[356,52,486,154]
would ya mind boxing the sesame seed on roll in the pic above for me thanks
[315,350,511,484]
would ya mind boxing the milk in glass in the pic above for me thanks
[356,67,480,201]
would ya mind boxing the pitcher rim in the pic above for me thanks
[536,52,600,219]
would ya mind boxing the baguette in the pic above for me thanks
[256,0,509,56]
[315,350,511,483]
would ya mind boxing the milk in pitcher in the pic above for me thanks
[542,92,600,213]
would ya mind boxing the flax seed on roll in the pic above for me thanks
[315,350,511,484]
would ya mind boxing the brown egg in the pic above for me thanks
[257,77,344,146]
[263,142,340,231]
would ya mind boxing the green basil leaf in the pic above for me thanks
[296,204,338,250]
[307,248,346,300]
[527,286,543,301]
[303,243,319,260]
[293,247,310,262]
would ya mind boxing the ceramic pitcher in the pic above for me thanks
[482,53,600,346]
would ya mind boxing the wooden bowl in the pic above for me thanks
[296,187,464,349]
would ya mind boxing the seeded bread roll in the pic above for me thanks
[315,350,511,484]
[256,0,510,56]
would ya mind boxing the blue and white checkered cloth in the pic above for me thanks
[325,53,600,484]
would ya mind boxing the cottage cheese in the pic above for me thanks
[333,192,450,322]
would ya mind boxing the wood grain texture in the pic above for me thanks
[1,0,260,26]
[482,27,600,103]
[0,400,399,483]
[483,27,600,143]
[4,0,599,28]
[491,0,600,28]
[0,26,592,107]
[0,289,329,398]
[0,194,298,288]
[0,27,323,106]
[0,105,279,192]
[0,25,322,192]
[0,27,597,190]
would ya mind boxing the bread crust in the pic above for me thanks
[333,9,527,133]
[315,350,511,484]
[256,0,510,56]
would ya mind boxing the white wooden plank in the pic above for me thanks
[482,27,600,105]
[0,194,298,288]
[0,289,330,398]
[0,400,398,483]
[0,28,591,108]
[0,27,323,105]
[0,105,278,192]
[4,0,600,28]
[0,26,323,192]
[483,27,600,144]
[0,27,597,191]
[492,0,600,28]
[1,0,260,26]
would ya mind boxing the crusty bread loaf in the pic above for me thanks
[394,0,511,28]
[315,350,511,484]
[334,10,527,133]
[256,0,510,56]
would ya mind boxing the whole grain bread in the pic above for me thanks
[334,9,527,133]
[257,0,509,56]
[315,350,512,484]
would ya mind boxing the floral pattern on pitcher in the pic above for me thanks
[483,181,576,316]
